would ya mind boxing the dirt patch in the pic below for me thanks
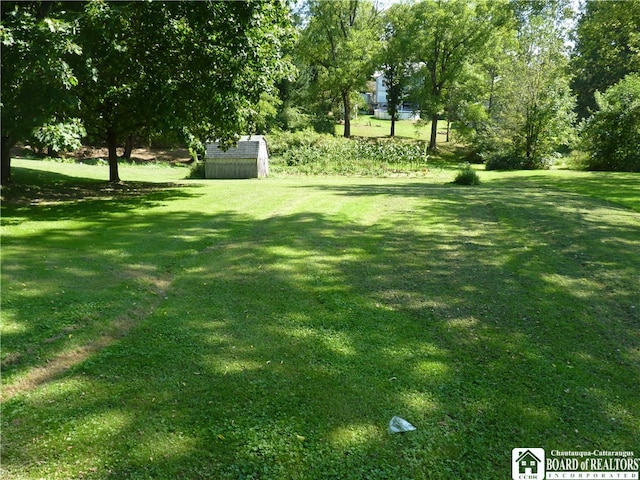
[71,146,192,163]
[11,145,192,164]
[1,274,172,402]
[1,319,135,401]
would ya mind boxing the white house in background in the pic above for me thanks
[372,72,419,120]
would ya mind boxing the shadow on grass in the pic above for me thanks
[1,166,204,224]
[1,178,639,478]
[488,171,640,213]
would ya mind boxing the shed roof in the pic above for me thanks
[205,135,267,159]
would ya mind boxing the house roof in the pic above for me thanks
[205,135,267,159]
[516,450,541,463]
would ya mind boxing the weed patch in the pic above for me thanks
[267,131,432,176]
[453,163,481,185]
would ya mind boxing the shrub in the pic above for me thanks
[276,106,311,132]
[267,129,436,175]
[266,129,335,164]
[311,114,337,135]
[266,131,431,176]
[463,149,486,164]
[453,163,481,185]
[187,161,205,179]
[485,153,519,170]
[485,152,552,171]
[580,74,640,172]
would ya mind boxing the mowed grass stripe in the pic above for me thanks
[1,161,638,479]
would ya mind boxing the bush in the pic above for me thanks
[187,161,205,179]
[485,152,552,171]
[580,73,640,172]
[276,106,311,132]
[266,131,431,176]
[311,114,337,135]
[266,129,332,158]
[453,163,481,185]
[485,153,520,170]
[463,149,486,164]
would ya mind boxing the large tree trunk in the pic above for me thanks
[106,130,121,183]
[429,114,439,150]
[342,90,351,138]
[122,134,133,160]
[1,135,14,185]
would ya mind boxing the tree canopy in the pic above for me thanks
[78,0,294,182]
[378,3,414,137]
[572,0,640,119]
[1,2,82,184]
[485,2,576,167]
[581,73,640,172]
[297,0,381,138]
[406,0,510,150]
[1,0,294,184]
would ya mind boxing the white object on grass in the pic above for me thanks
[388,416,416,434]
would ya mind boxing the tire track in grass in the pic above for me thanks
[1,273,172,401]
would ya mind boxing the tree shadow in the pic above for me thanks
[2,180,639,478]
[1,166,204,224]
[488,171,640,213]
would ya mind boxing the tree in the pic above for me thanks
[490,8,576,167]
[378,3,414,137]
[475,1,577,169]
[1,2,82,185]
[31,118,86,157]
[441,65,486,143]
[298,0,381,138]
[572,0,640,119]
[75,0,294,182]
[449,18,517,153]
[407,0,508,150]
[581,74,640,172]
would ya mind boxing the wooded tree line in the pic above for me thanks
[1,0,638,185]
[291,0,639,171]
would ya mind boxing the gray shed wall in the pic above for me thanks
[204,136,268,179]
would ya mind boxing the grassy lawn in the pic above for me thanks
[336,115,445,142]
[1,158,639,479]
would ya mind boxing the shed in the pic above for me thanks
[205,135,269,179]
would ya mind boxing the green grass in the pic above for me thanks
[336,115,447,142]
[1,158,639,479]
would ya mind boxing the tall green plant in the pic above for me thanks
[268,130,430,175]
[406,0,509,150]
[378,3,414,138]
[581,74,640,172]
[31,118,86,156]
[572,0,640,119]
[76,1,294,182]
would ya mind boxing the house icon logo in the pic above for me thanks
[512,448,545,480]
